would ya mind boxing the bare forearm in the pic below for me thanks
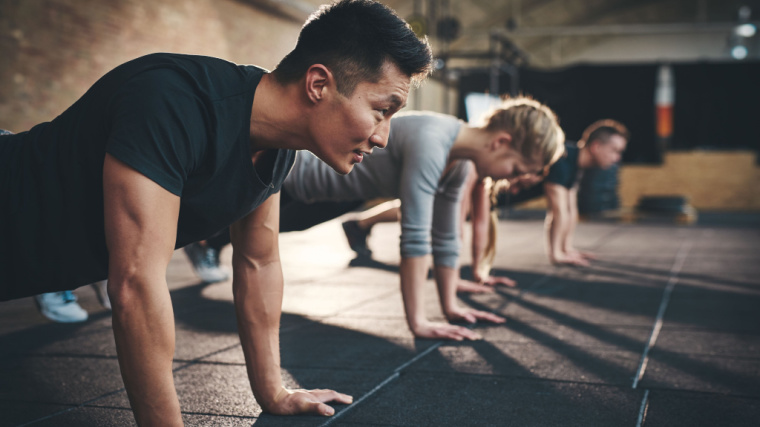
[564,194,579,252]
[110,276,181,427]
[233,258,285,411]
[470,184,491,280]
[545,209,570,259]
[433,263,460,316]
[399,256,431,332]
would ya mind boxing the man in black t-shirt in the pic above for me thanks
[0,1,432,424]
[543,120,629,266]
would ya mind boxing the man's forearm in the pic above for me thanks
[233,258,285,411]
[110,276,182,427]
[563,193,579,252]
[545,209,570,260]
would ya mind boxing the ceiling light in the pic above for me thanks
[735,23,756,37]
[731,45,749,59]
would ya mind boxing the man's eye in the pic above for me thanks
[377,109,389,116]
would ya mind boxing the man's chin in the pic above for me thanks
[330,163,352,176]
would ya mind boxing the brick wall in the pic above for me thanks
[619,151,760,211]
[0,0,302,131]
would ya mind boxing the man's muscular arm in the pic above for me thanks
[103,154,183,426]
[230,192,352,415]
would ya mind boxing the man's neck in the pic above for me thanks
[577,146,594,169]
[249,74,308,153]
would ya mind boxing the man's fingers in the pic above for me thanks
[310,389,353,405]
[305,401,333,416]
[280,389,353,416]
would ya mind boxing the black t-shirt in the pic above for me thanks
[545,142,581,189]
[0,53,295,300]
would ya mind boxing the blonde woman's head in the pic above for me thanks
[479,96,565,171]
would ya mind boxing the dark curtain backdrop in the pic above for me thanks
[457,61,760,164]
[671,62,760,153]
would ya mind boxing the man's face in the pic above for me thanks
[310,62,411,175]
[590,134,627,169]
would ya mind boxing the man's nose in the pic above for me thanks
[371,120,391,149]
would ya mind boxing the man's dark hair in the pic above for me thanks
[578,119,630,149]
[272,0,433,95]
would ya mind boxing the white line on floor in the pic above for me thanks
[632,241,692,389]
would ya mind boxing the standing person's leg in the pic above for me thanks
[342,199,401,257]
[182,232,230,283]
[279,193,365,233]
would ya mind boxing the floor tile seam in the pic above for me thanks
[316,341,446,426]
[657,326,760,335]
[320,273,551,427]
[306,288,403,322]
[0,398,80,406]
[492,318,659,329]
[459,339,653,352]
[642,351,760,362]
[282,365,397,373]
[12,387,128,427]
[0,352,120,361]
[167,342,252,373]
[632,239,694,390]
[394,370,645,389]
[175,410,257,420]
[639,385,760,401]
[82,403,260,420]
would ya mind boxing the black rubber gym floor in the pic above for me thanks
[1,213,759,426]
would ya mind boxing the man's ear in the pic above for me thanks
[587,139,601,155]
[304,64,332,104]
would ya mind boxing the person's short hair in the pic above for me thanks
[480,96,565,169]
[272,0,433,95]
[578,119,630,149]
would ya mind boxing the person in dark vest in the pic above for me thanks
[543,120,629,266]
[0,1,432,423]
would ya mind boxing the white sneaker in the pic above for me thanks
[34,291,88,323]
[183,243,229,283]
[92,280,111,310]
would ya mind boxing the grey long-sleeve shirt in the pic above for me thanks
[284,111,470,267]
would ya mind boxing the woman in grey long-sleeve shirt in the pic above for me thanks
[281,99,565,341]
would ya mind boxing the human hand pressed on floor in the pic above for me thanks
[413,321,482,341]
[265,387,353,416]
[456,279,495,293]
[446,307,506,325]
[568,248,597,261]
[480,275,517,288]
[551,252,590,267]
